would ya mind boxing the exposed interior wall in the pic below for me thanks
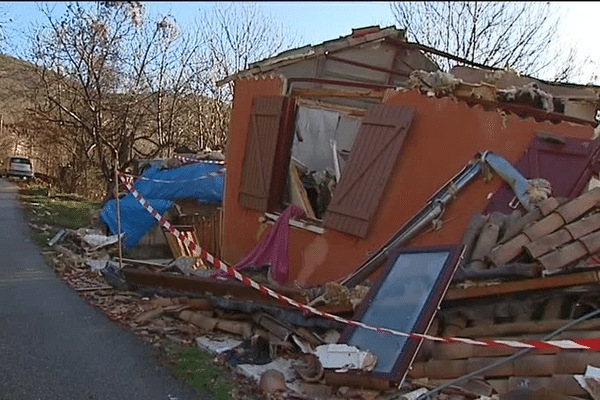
[223,81,594,287]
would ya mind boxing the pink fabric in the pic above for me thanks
[233,204,306,284]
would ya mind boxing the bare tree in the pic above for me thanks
[22,2,297,198]
[200,2,296,99]
[390,2,585,82]
[28,2,208,197]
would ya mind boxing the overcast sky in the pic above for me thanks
[3,1,599,84]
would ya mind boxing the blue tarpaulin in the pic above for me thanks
[100,161,224,249]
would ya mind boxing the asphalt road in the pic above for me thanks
[0,180,208,400]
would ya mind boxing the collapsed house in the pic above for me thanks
[90,26,600,398]
[212,26,600,396]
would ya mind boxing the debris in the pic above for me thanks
[291,335,314,355]
[235,358,301,393]
[289,163,316,219]
[85,257,109,271]
[179,310,218,332]
[253,312,293,341]
[82,233,120,250]
[315,344,377,372]
[74,286,113,292]
[215,319,253,338]
[574,365,600,400]
[48,229,67,247]
[259,369,287,395]
[399,387,428,400]
[409,70,462,97]
[293,354,324,382]
[298,382,333,399]
[134,306,165,323]
[195,335,243,355]
[100,262,130,290]
[497,82,555,112]
[224,336,273,366]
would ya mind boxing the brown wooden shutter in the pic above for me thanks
[323,104,416,237]
[238,96,295,212]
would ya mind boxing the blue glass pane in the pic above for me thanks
[346,250,451,374]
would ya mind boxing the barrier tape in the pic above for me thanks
[120,168,225,184]
[175,155,226,165]
[118,172,600,351]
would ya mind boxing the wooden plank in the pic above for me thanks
[414,352,600,380]
[431,327,600,361]
[289,164,316,219]
[459,315,600,338]
[444,270,600,301]
[291,88,385,99]
[421,359,469,379]
[264,212,325,234]
[323,371,390,391]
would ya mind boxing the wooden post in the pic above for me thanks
[113,159,123,270]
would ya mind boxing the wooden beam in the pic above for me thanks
[444,270,600,301]
[459,316,600,338]
[291,88,385,99]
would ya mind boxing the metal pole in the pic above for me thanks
[341,155,485,288]
[113,159,123,270]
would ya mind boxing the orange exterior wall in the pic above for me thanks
[223,82,594,286]
[222,76,285,267]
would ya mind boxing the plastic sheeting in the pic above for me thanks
[100,161,224,249]
[132,162,223,203]
[101,197,173,250]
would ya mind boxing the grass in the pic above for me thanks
[163,343,248,400]
[18,183,101,230]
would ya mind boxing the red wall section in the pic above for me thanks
[222,77,285,265]
[223,85,594,287]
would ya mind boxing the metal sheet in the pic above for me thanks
[339,245,462,383]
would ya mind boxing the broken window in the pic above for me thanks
[239,95,416,238]
[339,245,463,384]
[284,101,362,220]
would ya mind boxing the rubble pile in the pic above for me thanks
[39,223,418,399]
[410,187,600,396]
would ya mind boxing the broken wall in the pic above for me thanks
[222,80,594,287]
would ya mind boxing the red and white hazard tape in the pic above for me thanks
[120,168,225,184]
[175,155,226,165]
[117,173,600,351]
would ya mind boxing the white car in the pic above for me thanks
[5,156,34,179]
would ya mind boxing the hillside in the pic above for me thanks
[0,54,44,167]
